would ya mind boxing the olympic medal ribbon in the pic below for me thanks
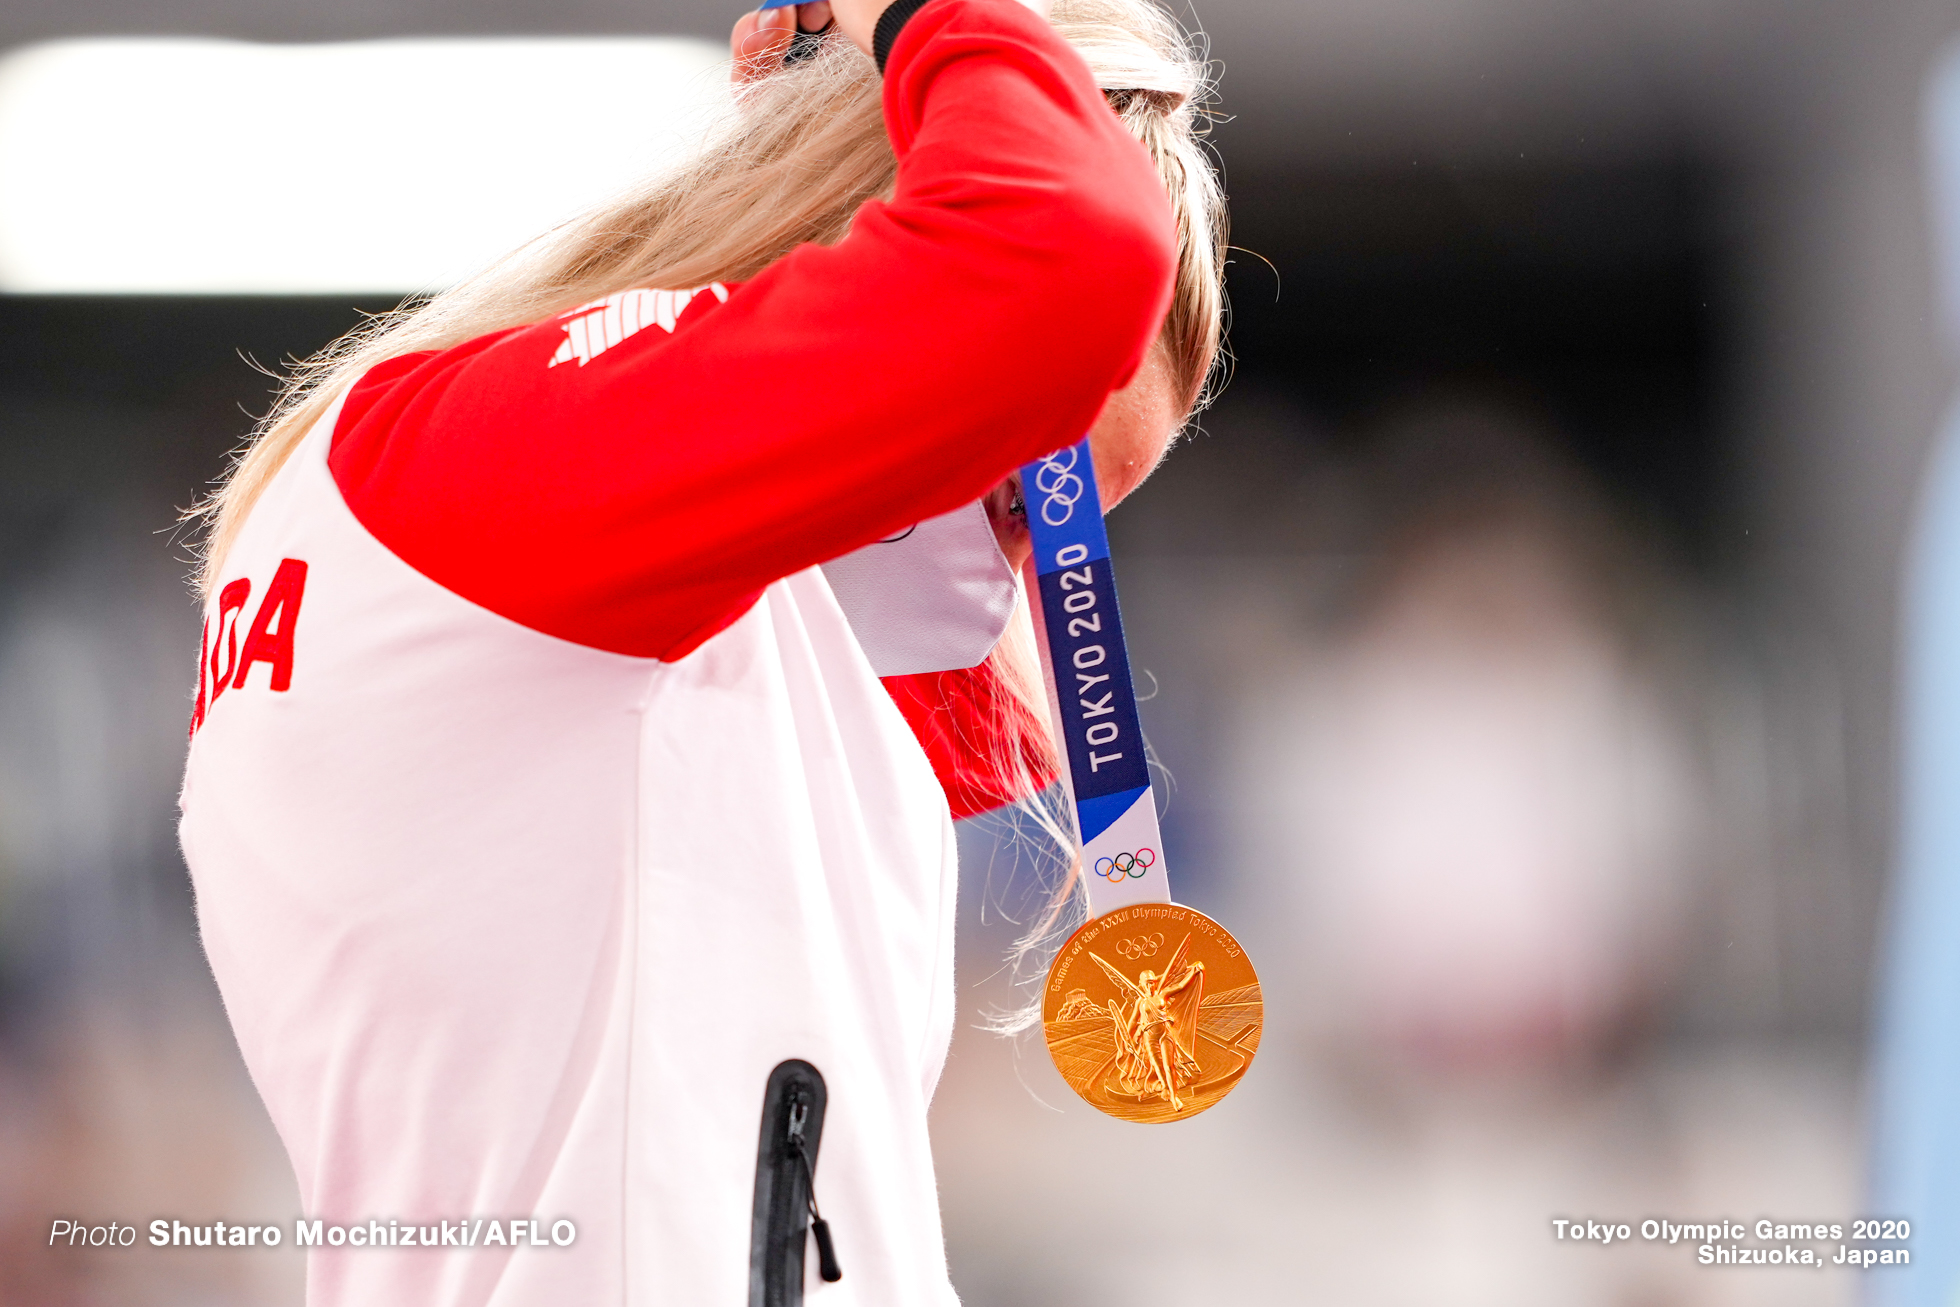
[1019,438,1170,916]
[1024,438,1265,1124]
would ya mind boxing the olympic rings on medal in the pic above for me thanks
[1092,847,1156,881]
[1034,447,1085,526]
[1115,932,1165,960]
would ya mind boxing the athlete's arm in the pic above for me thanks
[328,0,1176,659]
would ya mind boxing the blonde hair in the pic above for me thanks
[190,0,1226,1029]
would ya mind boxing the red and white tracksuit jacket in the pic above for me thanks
[178,1,1174,1303]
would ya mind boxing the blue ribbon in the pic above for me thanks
[1021,439,1151,845]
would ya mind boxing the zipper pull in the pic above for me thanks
[809,1216,842,1283]
[785,1091,842,1284]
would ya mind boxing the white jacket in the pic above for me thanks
[182,401,961,1306]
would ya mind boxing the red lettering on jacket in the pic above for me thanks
[233,559,308,692]
[208,578,252,711]
[192,558,310,738]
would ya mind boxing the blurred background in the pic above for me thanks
[3,0,1956,1302]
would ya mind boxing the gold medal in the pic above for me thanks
[1042,901,1262,1123]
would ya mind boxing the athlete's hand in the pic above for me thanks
[731,4,823,83]
[732,0,1049,81]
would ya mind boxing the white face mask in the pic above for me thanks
[820,500,1017,677]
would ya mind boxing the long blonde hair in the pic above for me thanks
[190,0,1226,1028]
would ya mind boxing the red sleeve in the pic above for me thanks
[882,661,1059,820]
[328,0,1176,660]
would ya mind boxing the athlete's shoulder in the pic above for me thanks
[320,279,754,658]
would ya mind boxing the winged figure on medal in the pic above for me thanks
[1093,936,1205,1109]
[1046,929,1263,1121]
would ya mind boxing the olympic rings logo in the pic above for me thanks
[1093,847,1156,882]
[1116,932,1165,960]
[1034,447,1085,527]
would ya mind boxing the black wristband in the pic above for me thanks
[873,0,936,74]
[783,20,833,66]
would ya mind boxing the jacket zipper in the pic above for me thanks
[749,1059,842,1307]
